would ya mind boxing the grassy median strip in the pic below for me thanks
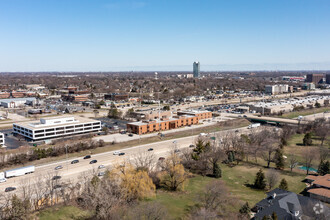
[278,107,330,119]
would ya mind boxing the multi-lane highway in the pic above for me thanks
[0,126,251,199]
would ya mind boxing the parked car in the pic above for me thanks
[55,165,63,170]
[128,133,133,137]
[120,131,127,134]
[147,148,154,151]
[5,187,16,192]
[90,160,98,164]
[71,160,79,164]
[235,129,239,133]
[189,144,195,148]
[83,155,91,159]
[119,152,125,156]
[52,176,61,181]
[98,165,105,169]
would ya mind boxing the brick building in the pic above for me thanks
[127,110,212,135]
[326,74,330,84]
[104,93,129,101]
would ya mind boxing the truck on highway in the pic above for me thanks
[248,123,261,129]
[0,172,6,183]
[5,165,35,178]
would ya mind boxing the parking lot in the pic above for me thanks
[0,129,29,149]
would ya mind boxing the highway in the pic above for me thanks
[0,126,252,199]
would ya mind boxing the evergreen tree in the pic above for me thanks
[303,132,313,146]
[318,160,330,176]
[279,178,288,190]
[228,151,235,162]
[239,202,250,217]
[274,148,285,170]
[213,163,222,178]
[254,169,266,190]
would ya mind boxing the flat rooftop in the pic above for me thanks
[14,116,100,130]
[177,109,211,114]
[128,115,195,126]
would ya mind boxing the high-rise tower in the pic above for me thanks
[193,61,200,78]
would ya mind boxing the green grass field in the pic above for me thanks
[279,107,330,119]
[38,206,92,220]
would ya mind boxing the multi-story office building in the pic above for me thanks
[265,85,288,95]
[13,116,101,141]
[326,74,330,84]
[127,110,212,135]
[306,74,324,84]
[193,61,200,78]
[0,132,4,147]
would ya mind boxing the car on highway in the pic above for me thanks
[113,151,120,155]
[52,176,61,181]
[71,160,79,164]
[98,172,105,177]
[189,144,195,148]
[5,187,16,192]
[119,152,125,156]
[158,157,165,161]
[83,155,91,159]
[90,160,98,164]
[98,165,105,169]
[174,149,180,153]
[128,133,133,137]
[120,131,127,134]
[147,148,154,151]
[235,129,239,133]
[55,165,63,170]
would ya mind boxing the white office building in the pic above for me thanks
[0,132,4,147]
[13,116,101,141]
[265,84,288,95]
[193,61,200,78]
[0,98,36,108]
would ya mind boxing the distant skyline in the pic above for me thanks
[1,0,330,71]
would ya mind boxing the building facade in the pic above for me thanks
[306,74,324,84]
[326,74,330,84]
[127,110,212,135]
[193,61,200,78]
[265,84,289,94]
[104,93,129,101]
[0,132,4,147]
[13,116,101,141]
[0,98,36,108]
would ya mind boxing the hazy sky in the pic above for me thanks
[1,0,330,71]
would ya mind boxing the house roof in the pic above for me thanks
[312,174,330,188]
[308,188,330,198]
[254,188,330,220]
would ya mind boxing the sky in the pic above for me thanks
[0,0,330,72]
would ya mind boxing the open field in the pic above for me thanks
[38,205,92,220]
[279,107,330,119]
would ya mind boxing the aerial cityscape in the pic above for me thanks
[0,0,329,220]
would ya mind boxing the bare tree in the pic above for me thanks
[302,147,317,175]
[266,169,280,190]
[131,151,156,173]
[127,202,168,220]
[288,154,298,172]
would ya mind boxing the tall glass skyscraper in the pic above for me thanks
[193,61,200,78]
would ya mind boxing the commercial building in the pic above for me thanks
[104,93,129,101]
[0,132,4,147]
[62,94,88,102]
[282,76,305,81]
[132,110,171,121]
[13,116,101,141]
[0,98,36,108]
[177,110,212,120]
[306,74,324,84]
[303,83,316,90]
[127,110,212,135]
[326,74,330,84]
[193,61,200,78]
[127,115,198,135]
[265,84,289,95]
[0,92,10,99]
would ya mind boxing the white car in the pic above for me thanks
[113,151,120,155]
[98,165,105,169]
[0,178,7,183]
